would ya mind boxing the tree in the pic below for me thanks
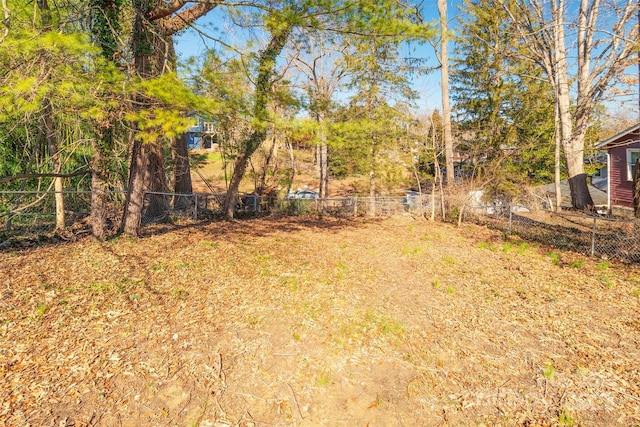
[90,0,126,240]
[0,1,114,232]
[290,37,346,199]
[452,0,557,197]
[221,14,293,219]
[216,0,430,219]
[503,0,639,210]
[122,0,219,236]
[436,0,455,188]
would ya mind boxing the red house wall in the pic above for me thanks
[608,137,640,208]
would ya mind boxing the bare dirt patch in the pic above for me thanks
[1,216,639,426]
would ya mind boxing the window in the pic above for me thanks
[626,149,640,181]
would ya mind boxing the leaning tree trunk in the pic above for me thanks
[222,26,292,220]
[223,151,251,219]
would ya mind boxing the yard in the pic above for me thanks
[1,216,639,426]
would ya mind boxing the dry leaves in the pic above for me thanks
[1,216,639,426]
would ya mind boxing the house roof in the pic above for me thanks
[595,123,640,149]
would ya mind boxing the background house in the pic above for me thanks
[595,123,640,216]
[186,119,218,150]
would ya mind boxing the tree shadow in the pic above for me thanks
[474,211,640,263]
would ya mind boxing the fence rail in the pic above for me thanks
[1,189,639,262]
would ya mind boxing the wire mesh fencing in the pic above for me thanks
[2,189,640,262]
[466,204,640,263]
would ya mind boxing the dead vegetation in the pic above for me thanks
[1,216,639,426]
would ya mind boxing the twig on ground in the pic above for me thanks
[287,382,304,420]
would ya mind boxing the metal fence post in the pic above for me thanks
[591,217,597,257]
[508,205,513,235]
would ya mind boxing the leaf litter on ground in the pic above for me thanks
[1,216,639,426]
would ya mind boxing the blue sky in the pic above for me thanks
[173,1,456,114]
[173,1,639,120]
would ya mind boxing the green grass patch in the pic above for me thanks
[548,252,561,266]
[476,241,494,251]
[599,275,613,288]
[569,259,584,269]
[442,256,456,265]
[402,243,422,256]
[543,361,555,380]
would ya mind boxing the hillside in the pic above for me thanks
[1,216,639,426]
[189,148,408,197]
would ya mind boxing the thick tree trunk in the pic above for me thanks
[554,11,594,212]
[564,136,593,211]
[90,139,110,240]
[122,139,147,237]
[143,142,170,221]
[121,1,216,236]
[172,134,192,210]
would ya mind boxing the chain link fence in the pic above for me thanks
[467,205,640,263]
[2,189,640,262]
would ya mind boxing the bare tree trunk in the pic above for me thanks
[285,138,296,195]
[438,0,455,188]
[42,99,65,230]
[122,140,170,232]
[38,0,64,230]
[122,138,147,237]
[173,133,193,210]
[318,140,329,199]
[91,138,109,240]
[143,142,170,221]
[258,135,277,194]
[223,152,250,219]
[554,103,562,212]
[368,138,377,217]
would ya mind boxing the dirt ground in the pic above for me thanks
[1,216,639,426]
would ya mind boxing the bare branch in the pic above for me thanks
[160,2,221,35]
[0,168,91,185]
[0,0,9,44]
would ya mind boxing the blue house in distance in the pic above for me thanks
[185,119,218,150]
